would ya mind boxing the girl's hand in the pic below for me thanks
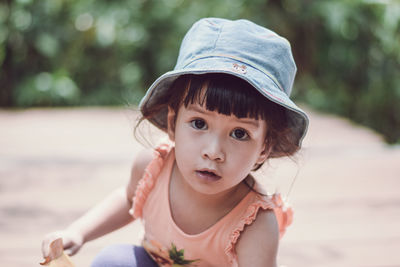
[42,229,84,257]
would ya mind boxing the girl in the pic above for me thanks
[41,18,308,267]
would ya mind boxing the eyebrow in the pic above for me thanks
[187,105,261,128]
[187,105,207,114]
[234,118,260,128]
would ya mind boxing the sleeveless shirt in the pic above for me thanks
[129,144,293,267]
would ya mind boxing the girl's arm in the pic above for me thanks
[68,149,153,243]
[236,209,280,267]
[65,186,134,245]
[42,149,153,257]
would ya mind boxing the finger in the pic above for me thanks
[65,245,80,256]
[62,238,73,250]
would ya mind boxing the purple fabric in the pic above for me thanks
[90,244,157,267]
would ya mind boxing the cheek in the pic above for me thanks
[174,126,198,159]
[174,125,191,145]
[230,143,264,168]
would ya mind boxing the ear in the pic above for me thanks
[167,107,176,141]
[256,142,271,165]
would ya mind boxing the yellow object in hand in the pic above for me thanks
[40,238,75,267]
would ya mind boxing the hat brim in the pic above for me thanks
[140,56,309,146]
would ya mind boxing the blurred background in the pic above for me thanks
[1,0,400,143]
[1,0,400,266]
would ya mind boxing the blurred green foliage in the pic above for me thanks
[0,0,399,143]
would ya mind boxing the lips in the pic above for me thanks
[195,169,222,182]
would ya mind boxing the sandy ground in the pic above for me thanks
[0,107,399,267]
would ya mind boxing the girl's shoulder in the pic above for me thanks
[127,144,172,199]
[126,148,154,201]
[225,191,292,265]
[127,143,173,201]
[126,144,174,219]
[235,208,279,266]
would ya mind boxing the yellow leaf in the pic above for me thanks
[40,238,75,267]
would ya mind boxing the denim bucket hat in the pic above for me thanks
[140,18,309,145]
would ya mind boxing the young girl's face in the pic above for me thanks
[168,101,269,196]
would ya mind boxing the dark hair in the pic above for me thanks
[139,73,299,167]
[160,73,300,162]
[138,73,300,194]
[169,74,269,120]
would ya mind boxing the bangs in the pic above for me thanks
[182,73,268,120]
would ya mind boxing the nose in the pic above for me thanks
[202,138,225,163]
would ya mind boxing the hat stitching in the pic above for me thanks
[263,89,287,104]
[214,22,224,51]
[205,19,216,26]
[210,22,223,51]
[180,53,285,92]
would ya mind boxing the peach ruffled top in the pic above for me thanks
[129,144,293,267]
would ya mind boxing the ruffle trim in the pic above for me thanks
[129,144,171,219]
[225,193,293,264]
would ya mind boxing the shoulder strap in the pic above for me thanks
[272,193,293,238]
[224,193,293,264]
[129,144,172,219]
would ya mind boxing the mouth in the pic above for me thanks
[195,169,222,182]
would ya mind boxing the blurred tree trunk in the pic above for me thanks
[0,0,13,107]
[0,45,13,107]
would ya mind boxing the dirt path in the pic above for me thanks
[0,107,399,267]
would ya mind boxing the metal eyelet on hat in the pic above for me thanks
[231,63,247,74]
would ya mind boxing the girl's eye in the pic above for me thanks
[190,119,207,130]
[231,128,249,140]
